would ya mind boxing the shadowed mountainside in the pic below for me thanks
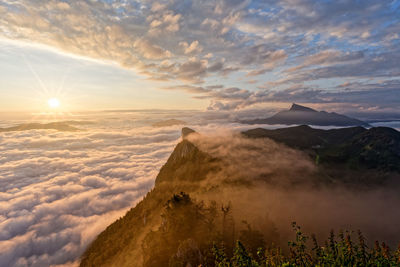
[243,125,400,172]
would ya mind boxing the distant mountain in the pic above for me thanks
[152,119,186,127]
[243,125,400,172]
[243,103,369,126]
[0,122,79,132]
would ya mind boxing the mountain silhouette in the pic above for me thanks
[244,103,369,126]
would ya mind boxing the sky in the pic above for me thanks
[0,0,399,114]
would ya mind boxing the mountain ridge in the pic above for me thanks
[289,103,316,112]
[243,103,369,127]
[243,125,400,172]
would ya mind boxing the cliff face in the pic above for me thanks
[155,139,220,185]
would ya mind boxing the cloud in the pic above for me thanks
[148,10,182,34]
[163,85,211,94]
[179,40,203,54]
[286,50,364,72]
[134,38,172,60]
[175,58,209,82]
[0,1,399,108]
[162,79,400,113]
[1,1,396,82]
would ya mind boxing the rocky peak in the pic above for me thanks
[289,103,317,112]
[182,127,196,139]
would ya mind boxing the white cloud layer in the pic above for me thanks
[0,115,182,266]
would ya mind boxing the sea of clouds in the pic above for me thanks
[1,110,399,267]
[0,109,273,267]
[0,111,197,267]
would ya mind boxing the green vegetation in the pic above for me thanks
[213,224,400,266]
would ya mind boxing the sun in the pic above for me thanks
[48,98,60,109]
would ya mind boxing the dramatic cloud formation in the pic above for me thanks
[0,0,399,112]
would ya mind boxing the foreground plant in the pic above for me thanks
[213,222,400,267]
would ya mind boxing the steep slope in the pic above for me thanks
[155,140,220,185]
[80,129,219,267]
[244,103,368,126]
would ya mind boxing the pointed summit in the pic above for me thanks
[289,103,316,112]
[243,103,369,126]
[181,127,196,139]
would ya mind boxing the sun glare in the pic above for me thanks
[48,98,60,108]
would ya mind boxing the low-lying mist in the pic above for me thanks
[187,132,400,247]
